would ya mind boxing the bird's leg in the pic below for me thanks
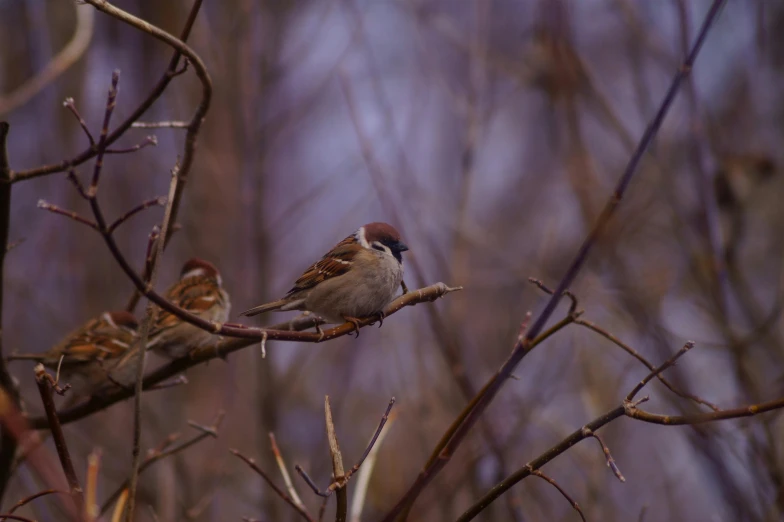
[342,316,362,337]
[401,280,409,294]
[315,323,326,342]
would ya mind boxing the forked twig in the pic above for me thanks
[626,341,695,402]
[295,396,396,519]
[230,449,315,522]
[581,428,625,482]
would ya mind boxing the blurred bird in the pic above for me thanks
[148,258,231,358]
[240,222,408,332]
[7,311,141,397]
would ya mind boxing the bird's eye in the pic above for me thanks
[372,244,386,252]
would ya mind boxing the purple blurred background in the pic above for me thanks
[1,1,784,521]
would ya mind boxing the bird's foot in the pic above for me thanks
[342,316,362,337]
[315,323,326,342]
[373,311,385,328]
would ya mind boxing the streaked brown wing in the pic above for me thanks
[152,276,222,335]
[55,315,135,363]
[60,336,126,361]
[287,237,358,294]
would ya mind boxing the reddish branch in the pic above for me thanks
[28,291,445,429]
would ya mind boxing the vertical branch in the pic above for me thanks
[125,165,179,522]
[34,365,84,519]
[324,397,347,522]
[0,121,19,501]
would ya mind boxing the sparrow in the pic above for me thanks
[240,222,409,332]
[148,258,231,358]
[7,311,141,397]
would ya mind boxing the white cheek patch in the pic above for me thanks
[356,227,370,249]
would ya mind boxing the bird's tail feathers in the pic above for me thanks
[239,300,288,317]
[6,353,45,362]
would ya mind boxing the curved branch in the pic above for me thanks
[0,6,94,116]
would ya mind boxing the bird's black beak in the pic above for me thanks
[395,241,409,252]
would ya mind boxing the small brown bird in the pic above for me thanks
[8,311,141,397]
[148,258,231,358]
[240,222,408,330]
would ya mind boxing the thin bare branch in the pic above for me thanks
[34,365,84,519]
[324,396,347,522]
[529,469,586,522]
[581,428,625,482]
[270,433,306,512]
[63,97,95,146]
[6,490,69,515]
[37,200,98,230]
[89,70,119,192]
[100,411,224,515]
[345,398,395,479]
[350,409,395,522]
[81,0,211,245]
[626,341,695,401]
[107,197,164,256]
[230,449,315,522]
[574,318,720,411]
[105,135,157,154]
[125,163,179,522]
[9,0,206,183]
[528,277,580,316]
